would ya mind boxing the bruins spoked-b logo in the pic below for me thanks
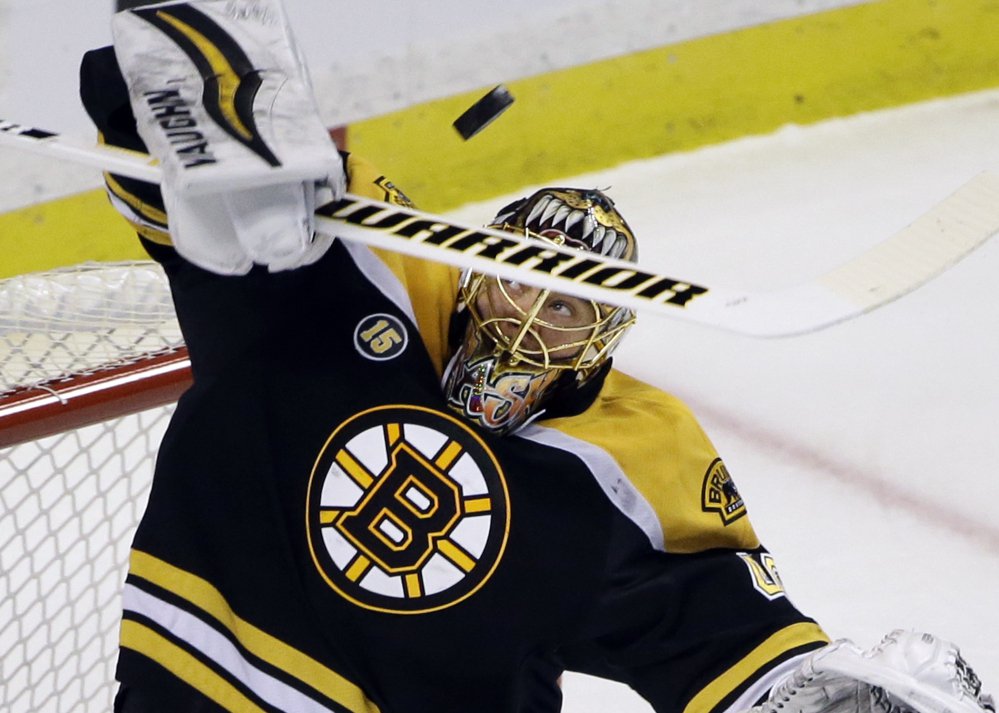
[306,405,510,613]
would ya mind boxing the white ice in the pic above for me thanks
[449,88,999,712]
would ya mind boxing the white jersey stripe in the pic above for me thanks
[516,423,665,551]
[122,583,337,713]
[106,189,167,234]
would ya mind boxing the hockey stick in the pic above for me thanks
[4,117,999,337]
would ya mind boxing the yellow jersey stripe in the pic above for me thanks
[129,549,380,713]
[682,622,829,713]
[104,172,168,225]
[121,619,268,713]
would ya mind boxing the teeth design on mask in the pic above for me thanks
[580,212,598,245]
[517,191,631,259]
[564,209,585,232]
[525,196,552,226]
[527,195,596,244]
[592,225,605,249]
[539,198,562,227]
[494,210,517,225]
[601,229,618,254]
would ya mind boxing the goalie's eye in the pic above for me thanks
[500,278,525,294]
[495,280,593,328]
[548,299,573,317]
[543,296,582,324]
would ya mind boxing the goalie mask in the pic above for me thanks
[442,187,638,435]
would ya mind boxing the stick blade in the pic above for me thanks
[706,171,999,337]
[819,171,999,312]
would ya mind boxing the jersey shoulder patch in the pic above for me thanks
[344,152,415,207]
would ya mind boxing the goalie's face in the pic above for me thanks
[442,187,638,435]
[469,276,623,370]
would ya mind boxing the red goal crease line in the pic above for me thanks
[3,118,999,338]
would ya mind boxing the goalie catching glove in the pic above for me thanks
[111,0,344,274]
[753,631,994,713]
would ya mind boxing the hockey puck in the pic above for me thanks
[453,85,515,140]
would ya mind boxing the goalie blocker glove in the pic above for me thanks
[754,630,995,713]
[111,0,345,275]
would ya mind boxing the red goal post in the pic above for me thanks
[0,348,190,449]
[0,260,189,712]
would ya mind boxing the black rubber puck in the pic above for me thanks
[453,85,515,140]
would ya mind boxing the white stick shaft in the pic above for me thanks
[1,119,162,182]
[3,118,999,337]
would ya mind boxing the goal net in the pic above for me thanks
[0,261,188,713]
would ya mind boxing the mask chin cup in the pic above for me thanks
[442,332,564,435]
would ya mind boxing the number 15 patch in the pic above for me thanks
[354,313,409,361]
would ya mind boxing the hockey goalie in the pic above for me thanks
[80,1,995,712]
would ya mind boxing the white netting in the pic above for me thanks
[1,261,183,713]
[0,260,182,392]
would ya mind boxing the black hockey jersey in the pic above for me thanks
[81,46,828,713]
